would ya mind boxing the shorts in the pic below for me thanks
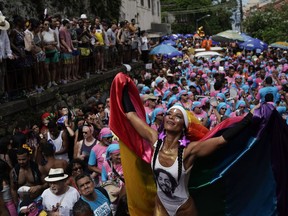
[109,46,118,61]
[104,46,109,62]
[123,45,131,51]
[45,50,59,64]
[61,53,73,64]
[72,49,80,56]
[117,44,124,53]
[34,51,46,62]
[132,41,138,50]
[94,45,104,53]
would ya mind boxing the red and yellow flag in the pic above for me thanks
[110,72,156,216]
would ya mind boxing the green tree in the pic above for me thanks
[161,0,236,35]
[243,4,288,44]
[90,0,121,21]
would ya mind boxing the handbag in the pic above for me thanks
[79,47,91,56]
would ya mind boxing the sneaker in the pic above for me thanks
[37,86,45,93]
[47,82,52,89]
[62,80,67,84]
[132,59,137,63]
[52,81,58,86]
[39,86,45,92]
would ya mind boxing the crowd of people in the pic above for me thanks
[0,11,157,103]
[0,9,288,215]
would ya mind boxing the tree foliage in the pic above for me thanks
[243,4,288,44]
[1,0,122,22]
[161,0,236,35]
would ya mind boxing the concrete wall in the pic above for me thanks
[0,63,144,136]
[120,0,161,31]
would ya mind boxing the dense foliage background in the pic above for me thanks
[242,4,288,44]
[0,0,121,21]
[161,0,236,35]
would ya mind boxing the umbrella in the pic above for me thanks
[149,44,179,55]
[169,34,179,40]
[163,51,183,58]
[270,42,288,50]
[240,33,253,41]
[239,38,268,51]
[212,30,245,43]
[161,40,176,46]
[184,34,194,38]
[161,35,169,40]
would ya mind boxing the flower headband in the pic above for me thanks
[22,144,33,155]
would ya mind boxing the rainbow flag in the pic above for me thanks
[189,104,288,216]
[110,73,156,216]
[110,73,288,215]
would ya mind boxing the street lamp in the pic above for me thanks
[195,14,211,32]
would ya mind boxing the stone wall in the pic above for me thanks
[0,0,91,20]
[0,63,144,136]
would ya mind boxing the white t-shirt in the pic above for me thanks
[41,186,80,214]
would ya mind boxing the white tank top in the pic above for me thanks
[42,29,55,43]
[152,140,192,216]
[47,131,69,161]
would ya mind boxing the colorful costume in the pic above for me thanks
[110,73,288,216]
[152,140,192,216]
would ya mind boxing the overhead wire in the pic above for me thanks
[161,1,238,15]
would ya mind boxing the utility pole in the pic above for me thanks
[239,0,243,32]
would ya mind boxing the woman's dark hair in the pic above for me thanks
[41,141,56,157]
[153,126,186,183]
[29,18,40,30]
[0,136,10,154]
[66,159,86,176]
[0,159,10,187]
[12,15,24,26]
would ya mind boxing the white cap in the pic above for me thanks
[80,14,87,19]
[123,64,131,72]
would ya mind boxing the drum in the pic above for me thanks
[17,186,30,200]
[102,181,120,203]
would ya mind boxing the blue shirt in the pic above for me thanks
[81,189,112,216]
[257,86,279,103]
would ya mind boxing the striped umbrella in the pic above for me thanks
[270,41,288,50]
[212,30,245,43]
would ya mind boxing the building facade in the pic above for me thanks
[120,0,161,31]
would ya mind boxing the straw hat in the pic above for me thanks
[44,168,68,182]
[0,13,10,31]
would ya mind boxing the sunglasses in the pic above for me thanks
[73,167,82,172]
[82,131,89,134]
[221,108,227,110]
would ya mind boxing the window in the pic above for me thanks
[157,1,160,16]
[148,0,150,8]
[141,0,144,6]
